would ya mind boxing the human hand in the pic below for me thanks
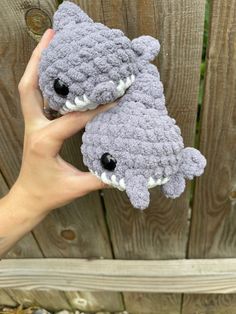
[10,29,116,214]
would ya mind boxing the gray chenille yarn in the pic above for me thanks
[39,1,207,210]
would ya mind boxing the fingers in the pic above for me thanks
[19,29,55,123]
[45,101,117,148]
[19,29,54,90]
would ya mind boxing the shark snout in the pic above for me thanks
[89,75,135,105]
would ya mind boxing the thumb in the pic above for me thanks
[70,172,109,196]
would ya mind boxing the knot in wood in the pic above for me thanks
[60,229,76,241]
[25,8,51,35]
[230,190,236,201]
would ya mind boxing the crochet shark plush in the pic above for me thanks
[39,1,206,210]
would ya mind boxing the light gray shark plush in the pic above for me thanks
[39,1,206,210]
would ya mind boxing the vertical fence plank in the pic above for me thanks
[1,174,43,259]
[0,0,123,311]
[60,3,125,312]
[0,173,17,308]
[97,0,205,313]
[182,0,236,313]
[0,1,72,309]
[0,172,70,310]
[0,291,16,308]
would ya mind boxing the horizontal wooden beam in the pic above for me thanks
[1,258,236,293]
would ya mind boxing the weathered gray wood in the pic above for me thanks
[0,171,53,308]
[102,0,205,259]
[97,0,205,313]
[0,172,42,259]
[2,258,236,294]
[0,289,16,308]
[0,173,70,309]
[187,0,236,260]
[0,172,8,196]
[0,0,123,311]
[183,0,236,313]
[3,290,71,312]
[182,294,236,314]
[0,0,74,310]
[0,174,16,306]
[0,181,71,307]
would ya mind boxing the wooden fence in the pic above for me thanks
[0,0,236,313]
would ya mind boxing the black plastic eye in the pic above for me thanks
[53,78,69,96]
[101,153,117,171]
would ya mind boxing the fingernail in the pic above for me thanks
[43,28,54,38]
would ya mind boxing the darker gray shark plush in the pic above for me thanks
[39,1,206,210]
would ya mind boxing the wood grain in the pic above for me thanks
[0,172,17,307]
[187,0,236,259]
[182,295,236,314]
[33,139,124,311]
[0,170,69,309]
[0,0,123,311]
[183,0,236,313]
[0,289,16,308]
[2,258,236,293]
[96,0,205,313]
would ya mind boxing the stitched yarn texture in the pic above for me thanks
[39,1,207,209]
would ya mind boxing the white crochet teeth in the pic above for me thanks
[147,176,170,188]
[60,96,98,114]
[116,74,135,97]
[89,169,169,191]
[59,74,135,115]
[119,178,126,190]
[96,171,125,191]
[148,177,157,188]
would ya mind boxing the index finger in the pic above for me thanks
[19,29,54,91]
[18,29,54,123]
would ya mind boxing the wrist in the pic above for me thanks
[0,183,49,257]
[7,182,50,217]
